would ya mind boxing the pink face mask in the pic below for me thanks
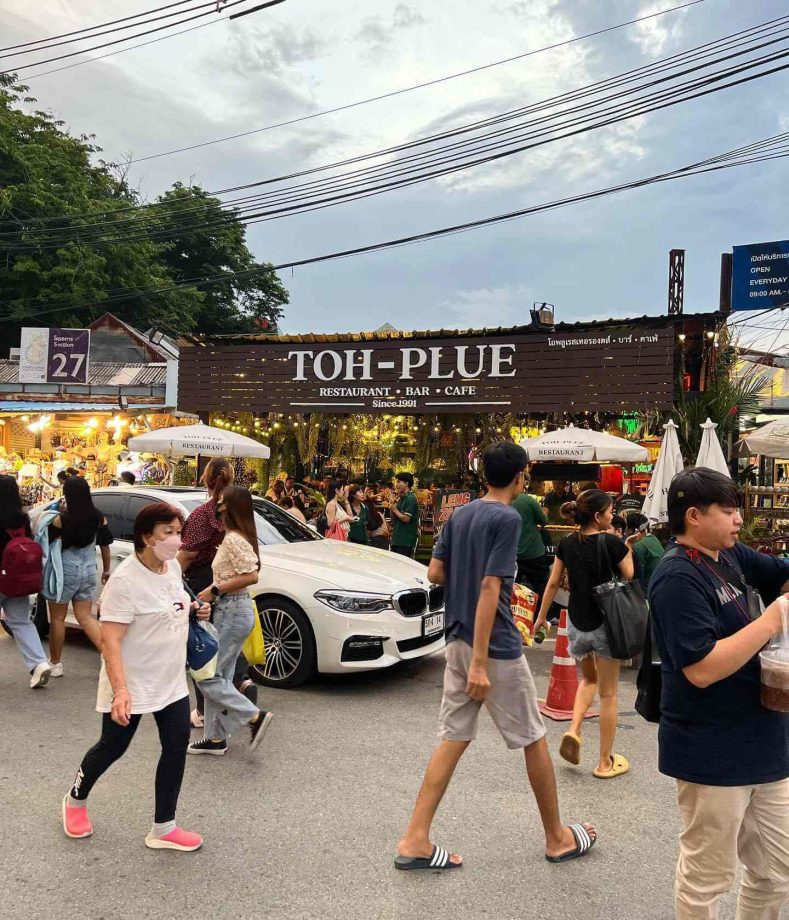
[151,534,181,562]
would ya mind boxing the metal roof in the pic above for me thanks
[0,361,167,387]
[180,312,720,346]
[0,402,167,412]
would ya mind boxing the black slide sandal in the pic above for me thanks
[394,845,462,871]
[545,823,597,863]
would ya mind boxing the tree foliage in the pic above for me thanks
[0,75,288,344]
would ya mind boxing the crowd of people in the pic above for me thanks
[1,444,787,917]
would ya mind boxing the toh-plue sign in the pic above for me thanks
[178,327,674,415]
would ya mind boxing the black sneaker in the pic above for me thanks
[249,711,273,752]
[188,738,227,756]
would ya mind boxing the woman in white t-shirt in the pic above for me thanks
[188,486,273,756]
[61,502,210,852]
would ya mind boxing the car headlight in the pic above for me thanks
[314,590,393,613]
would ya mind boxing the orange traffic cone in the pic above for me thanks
[538,609,598,722]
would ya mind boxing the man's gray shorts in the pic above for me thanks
[438,640,546,750]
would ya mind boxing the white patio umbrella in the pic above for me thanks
[128,423,270,459]
[519,424,648,463]
[735,419,789,459]
[695,418,731,477]
[642,419,684,524]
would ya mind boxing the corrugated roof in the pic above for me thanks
[0,361,167,386]
[180,312,720,346]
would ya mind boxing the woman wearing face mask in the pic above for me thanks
[62,503,209,851]
[188,486,272,756]
[347,484,369,545]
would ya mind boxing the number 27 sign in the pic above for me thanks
[19,328,90,385]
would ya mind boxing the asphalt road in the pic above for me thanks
[0,629,755,920]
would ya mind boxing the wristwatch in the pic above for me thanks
[210,583,221,598]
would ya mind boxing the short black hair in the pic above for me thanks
[119,471,135,485]
[611,514,627,533]
[668,468,741,535]
[395,472,413,489]
[626,512,648,531]
[483,441,527,488]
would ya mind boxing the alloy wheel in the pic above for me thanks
[257,606,304,683]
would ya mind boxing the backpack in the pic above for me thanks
[0,527,44,598]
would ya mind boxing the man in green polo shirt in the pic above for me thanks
[389,472,420,558]
[512,489,550,601]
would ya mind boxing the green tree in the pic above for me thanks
[0,75,288,343]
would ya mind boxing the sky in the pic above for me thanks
[2,0,789,348]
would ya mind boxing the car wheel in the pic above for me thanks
[249,597,316,689]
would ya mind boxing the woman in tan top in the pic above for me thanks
[187,486,273,756]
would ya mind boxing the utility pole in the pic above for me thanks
[668,248,685,315]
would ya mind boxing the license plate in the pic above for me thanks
[422,612,444,638]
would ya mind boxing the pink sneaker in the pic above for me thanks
[62,796,93,839]
[144,826,203,852]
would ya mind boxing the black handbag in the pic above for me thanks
[592,535,649,660]
[635,615,662,723]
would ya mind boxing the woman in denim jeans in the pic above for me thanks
[47,476,113,675]
[188,486,273,756]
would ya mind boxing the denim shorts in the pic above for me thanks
[567,620,614,660]
[60,545,97,603]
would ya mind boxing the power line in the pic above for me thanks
[6,21,789,251]
[0,0,276,76]
[1,129,785,324]
[126,0,705,164]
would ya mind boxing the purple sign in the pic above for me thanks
[46,328,90,384]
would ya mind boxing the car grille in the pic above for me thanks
[393,589,428,617]
[397,631,445,653]
[428,585,444,611]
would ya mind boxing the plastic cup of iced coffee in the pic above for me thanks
[760,648,789,713]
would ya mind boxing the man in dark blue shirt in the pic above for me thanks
[394,443,596,872]
[649,468,789,919]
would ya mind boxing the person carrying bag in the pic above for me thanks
[593,533,649,660]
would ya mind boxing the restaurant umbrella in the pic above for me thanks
[128,423,271,459]
[519,425,648,463]
[734,419,789,459]
[695,418,731,477]
[642,419,684,524]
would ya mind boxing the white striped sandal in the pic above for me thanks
[394,844,462,871]
[545,823,597,864]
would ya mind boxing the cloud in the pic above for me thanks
[440,284,535,329]
[628,1,690,56]
[222,24,328,77]
[356,3,426,55]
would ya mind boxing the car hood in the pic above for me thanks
[259,540,430,592]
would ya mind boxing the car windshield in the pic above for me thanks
[178,497,319,545]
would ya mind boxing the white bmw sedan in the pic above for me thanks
[49,486,445,688]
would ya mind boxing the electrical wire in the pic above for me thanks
[5,21,789,251]
[0,0,265,76]
[1,128,785,324]
[126,0,705,164]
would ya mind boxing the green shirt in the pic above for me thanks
[348,504,369,544]
[392,491,419,548]
[512,493,548,560]
[633,533,665,591]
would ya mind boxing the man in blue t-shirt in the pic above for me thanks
[649,468,789,919]
[394,443,597,872]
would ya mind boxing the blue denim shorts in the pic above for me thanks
[60,545,97,603]
[567,620,614,660]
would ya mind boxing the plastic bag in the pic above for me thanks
[242,612,266,666]
[760,596,789,712]
[511,583,538,646]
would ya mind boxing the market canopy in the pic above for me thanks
[519,425,648,463]
[735,419,789,459]
[695,418,731,477]
[127,423,270,459]
[642,419,684,524]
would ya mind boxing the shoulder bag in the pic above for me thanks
[592,535,649,660]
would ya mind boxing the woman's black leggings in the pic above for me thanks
[70,696,190,823]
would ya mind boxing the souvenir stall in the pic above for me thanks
[735,420,789,551]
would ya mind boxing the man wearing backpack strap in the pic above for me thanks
[649,468,789,919]
[0,475,51,688]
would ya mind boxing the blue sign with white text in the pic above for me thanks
[731,239,789,311]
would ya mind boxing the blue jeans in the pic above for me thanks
[200,593,258,741]
[1,593,48,672]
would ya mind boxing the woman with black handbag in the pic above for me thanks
[534,490,637,779]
